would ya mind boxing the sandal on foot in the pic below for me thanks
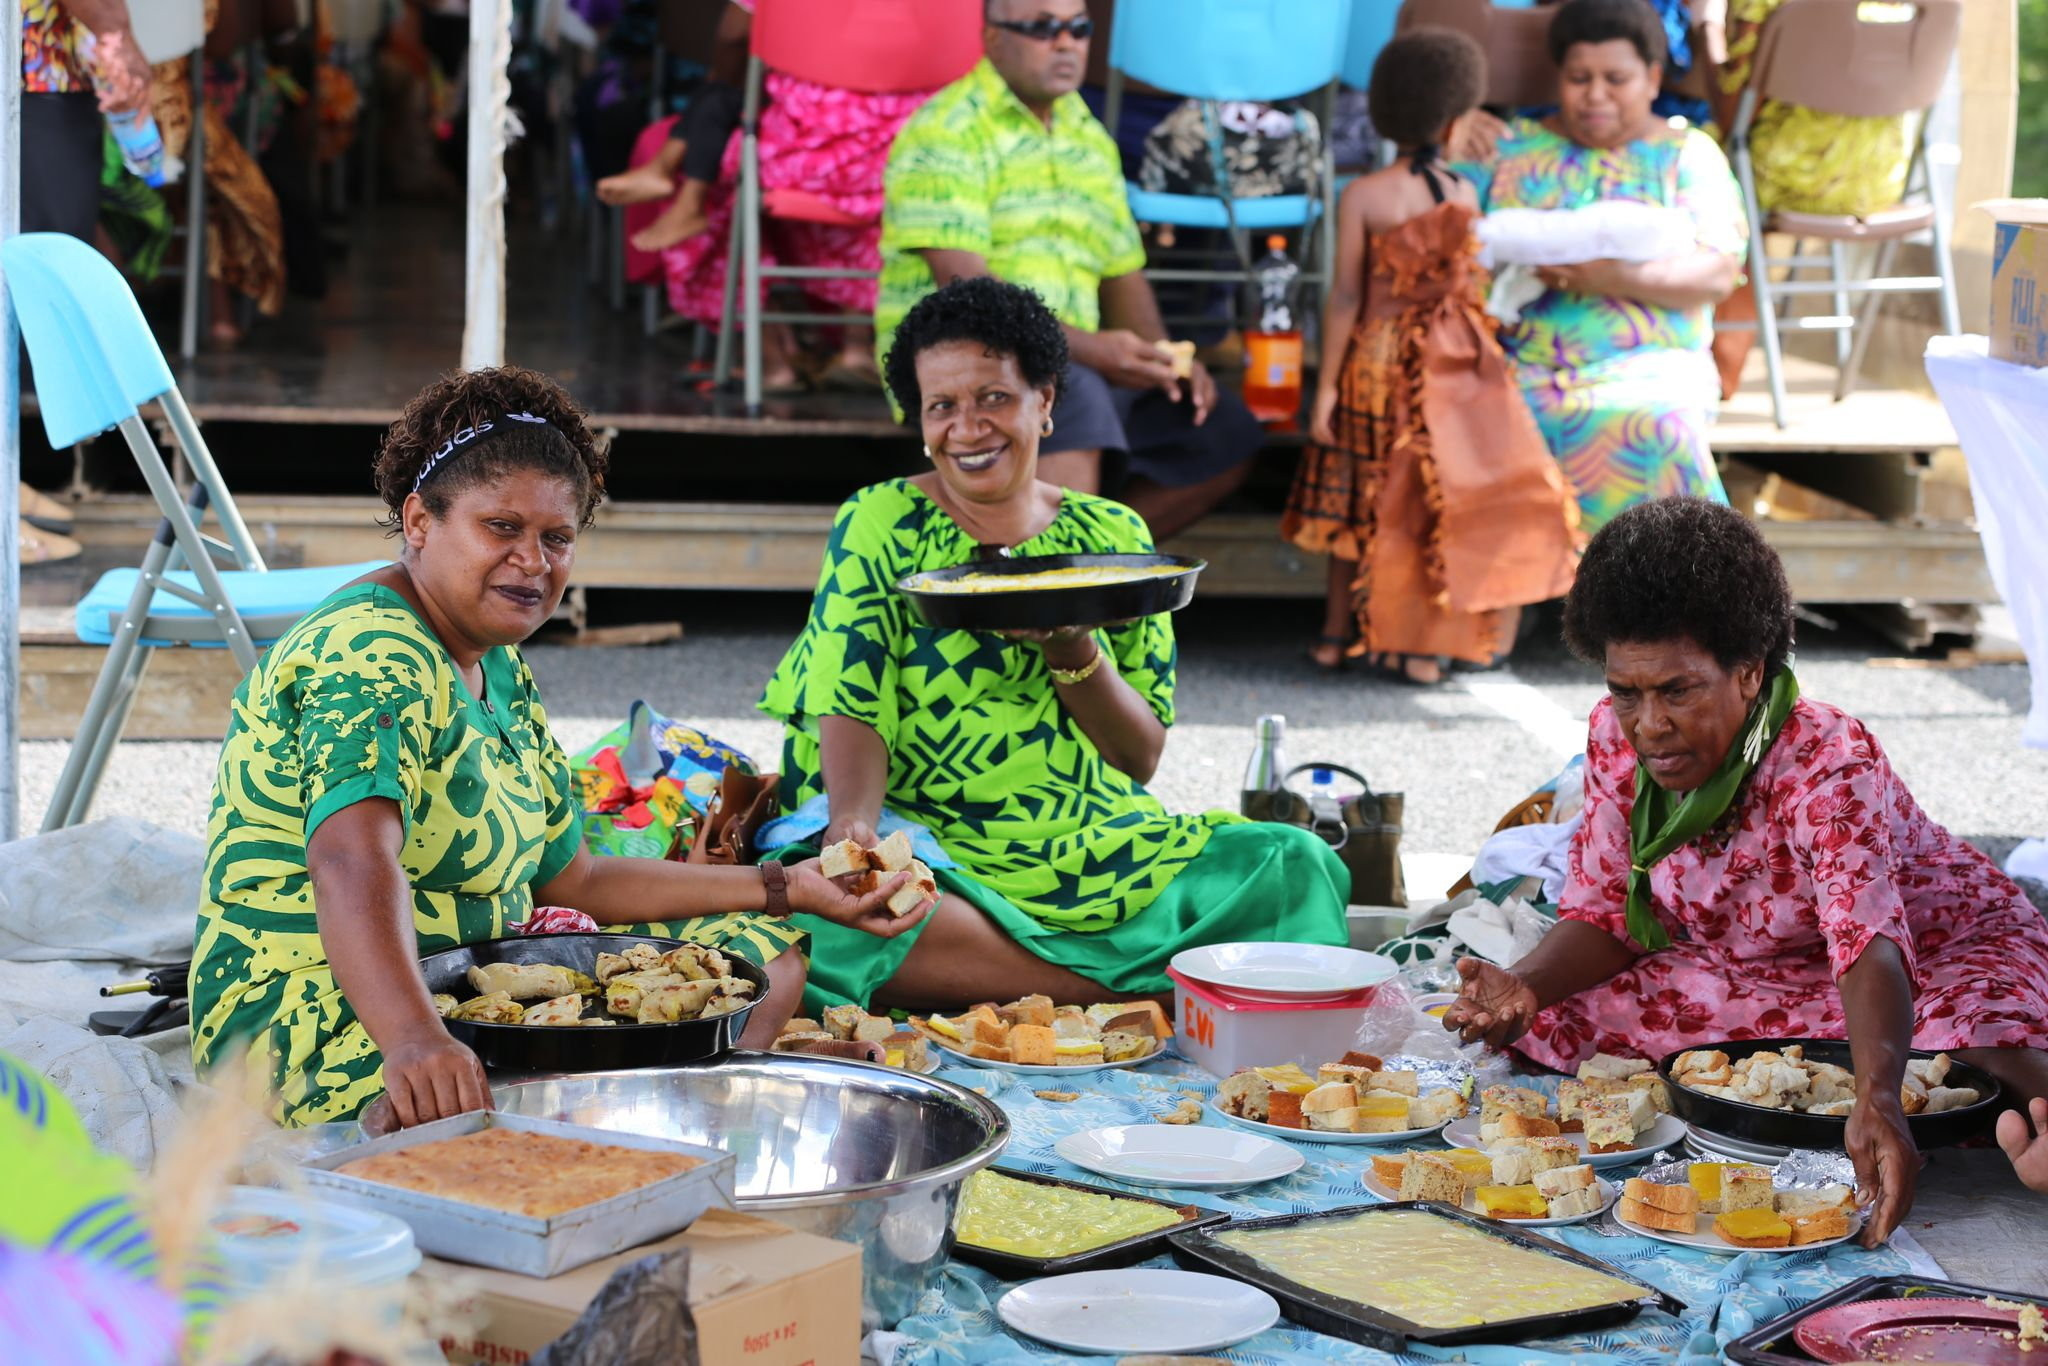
[1363,652,1442,687]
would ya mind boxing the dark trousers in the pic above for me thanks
[22,92,103,242]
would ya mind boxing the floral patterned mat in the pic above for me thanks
[870,1055,1935,1366]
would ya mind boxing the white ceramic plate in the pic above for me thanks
[1055,1124,1304,1189]
[930,1038,1160,1076]
[997,1269,1280,1355]
[1207,1101,1448,1146]
[1442,1112,1687,1168]
[1361,1170,1619,1227]
[1612,1203,1862,1255]
[1169,942,1396,1002]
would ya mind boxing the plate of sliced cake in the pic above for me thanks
[1612,1167,1861,1253]
[1362,1147,1617,1228]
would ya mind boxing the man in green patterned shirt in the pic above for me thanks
[876,0,1263,540]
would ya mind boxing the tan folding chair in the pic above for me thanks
[1394,0,1558,111]
[1725,0,1962,428]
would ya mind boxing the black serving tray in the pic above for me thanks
[1726,1274,2048,1365]
[896,552,1204,632]
[1659,1038,2003,1150]
[947,1167,1231,1278]
[1167,1201,1683,1353]
[421,932,764,1073]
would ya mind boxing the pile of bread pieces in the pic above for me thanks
[1216,1054,1467,1134]
[911,995,1172,1066]
[1375,1144,1603,1221]
[1480,1053,1669,1154]
[1672,1045,1981,1116]
[822,832,939,917]
[1619,1164,1856,1247]
[774,1005,931,1071]
[433,944,757,1026]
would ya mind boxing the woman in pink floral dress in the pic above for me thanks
[1446,498,2048,1246]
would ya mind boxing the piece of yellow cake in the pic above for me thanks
[1476,1184,1550,1219]
[1354,1093,1413,1134]
[1714,1208,1792,1248]
[1688,1162,1738,1214]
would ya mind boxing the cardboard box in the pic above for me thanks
[429,1208,861,1366]
[1984,199,2048,367]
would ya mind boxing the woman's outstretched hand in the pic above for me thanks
[1846,1092,1919,1246]
[1997,1097,2048,1194]
[786,858,933,937]
[1442,956,1540,1049]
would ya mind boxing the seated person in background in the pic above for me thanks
[875,0,1264,542]
[1446,498,2048,1245]
[190,366,924,1132]
[761,278,1350,1015]
[596,0,747,253]
[1695,0,1913,398]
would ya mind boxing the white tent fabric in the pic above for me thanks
[1923,335,2048,750]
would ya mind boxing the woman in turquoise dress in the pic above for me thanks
[760,277,1351,1012]
[1464,0,1748,533]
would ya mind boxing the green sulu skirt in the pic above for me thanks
[781,822,1351,1013]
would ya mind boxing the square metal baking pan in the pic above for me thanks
[1168,1201,1683,1353]
[301,1110,736,1277]
[947,1166,1231,1279]
[1725,1274,2048,1364]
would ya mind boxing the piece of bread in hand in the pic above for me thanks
[886,858,939,918]
[819,839,872,880]
[1155,338,1197,379]
[870,829,915,872]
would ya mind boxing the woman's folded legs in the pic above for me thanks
[870,894,1154,1013]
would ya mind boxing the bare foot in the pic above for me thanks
[630,199,709,253]
[208,317,243,348]
[1308,637,1350,670]
[597,163,677,207]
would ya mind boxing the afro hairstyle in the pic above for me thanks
[1368,28,1487,149]
[884,275,1070,419]
[1547,0,1668,69]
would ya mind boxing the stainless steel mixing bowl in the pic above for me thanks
[492,1052,1009,1330]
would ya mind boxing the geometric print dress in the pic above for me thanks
[191,584,803,1126]
[1517,695,2048,1071]
[759,479,1350,1010]
[1465,119,1747,533]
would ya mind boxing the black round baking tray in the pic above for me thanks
[896,552,1204,632]
[421,931,764,1073]
[1656,1037,2003,1151]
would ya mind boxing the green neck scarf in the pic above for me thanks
[1625,667,1800,951]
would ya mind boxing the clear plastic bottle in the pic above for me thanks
[79,32,167,187]
[1243,234,1303,424]
[1301,765,1362,808]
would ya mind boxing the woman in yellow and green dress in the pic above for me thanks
[190,367,928,1131]
[760,278,1351,1013]
[1698,0,1913,395]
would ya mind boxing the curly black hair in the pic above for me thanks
[1547,0,1667,69]
[1368,29,1486,149]
[883,276,1070,419]
[372,366,608,533]
[1563,498,1796,678]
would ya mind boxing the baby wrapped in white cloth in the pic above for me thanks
[1476,202,1700,323]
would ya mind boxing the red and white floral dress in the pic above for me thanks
[1517,696,2048,1072]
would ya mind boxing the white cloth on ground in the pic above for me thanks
[1468,809,1585,905]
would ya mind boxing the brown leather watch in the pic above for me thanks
[759,860,791,917]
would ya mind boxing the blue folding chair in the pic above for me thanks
[4,233,388,831]
[1103,0,1353,317]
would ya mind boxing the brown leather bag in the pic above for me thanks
[677,768,781,866]
[1242,763,1406,908]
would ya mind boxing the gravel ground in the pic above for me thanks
[16,594,2044,906]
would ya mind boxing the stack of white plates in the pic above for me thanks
[1168,942,1397,1003]
[1683,1123,1793,1165]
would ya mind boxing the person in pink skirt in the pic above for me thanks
[1445,498,2048,1246]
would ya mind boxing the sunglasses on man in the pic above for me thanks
[990,15,1095,41]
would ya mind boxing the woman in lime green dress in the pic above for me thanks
[190,367,927,1131]
[761,278,1351,1012]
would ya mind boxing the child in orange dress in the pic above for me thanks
[1284,29,1579,684]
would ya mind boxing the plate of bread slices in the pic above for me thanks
[771,1007,939,1073]
[1661,1039,2003,1150]
[1362,1147,1617,1227]
[1441,1054,1685,1167]
[1613,1163,1861,1253]
[912,995,1173,1073]
[1211,1056,1466,1144]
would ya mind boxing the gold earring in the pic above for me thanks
[1041,419,1055,437]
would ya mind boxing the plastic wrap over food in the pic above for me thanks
[1350,982,1513,1090]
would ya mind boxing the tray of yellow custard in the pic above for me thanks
[896,552,1205,632]
[1167,1202,1682,1351]
[949,1167,1229,1278]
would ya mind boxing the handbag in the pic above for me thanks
[678,767,781,867]
[1242,763,1406,909]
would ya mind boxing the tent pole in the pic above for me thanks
[1,0,25,843]
[461,0,511,370]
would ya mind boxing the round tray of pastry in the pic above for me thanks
[420,932,766,1072]
[1611,1165,1863,1255]
[1658,1038,2003,1150]
[896,552,1204,632]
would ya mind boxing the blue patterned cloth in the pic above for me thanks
[880,1057,1924,1365]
